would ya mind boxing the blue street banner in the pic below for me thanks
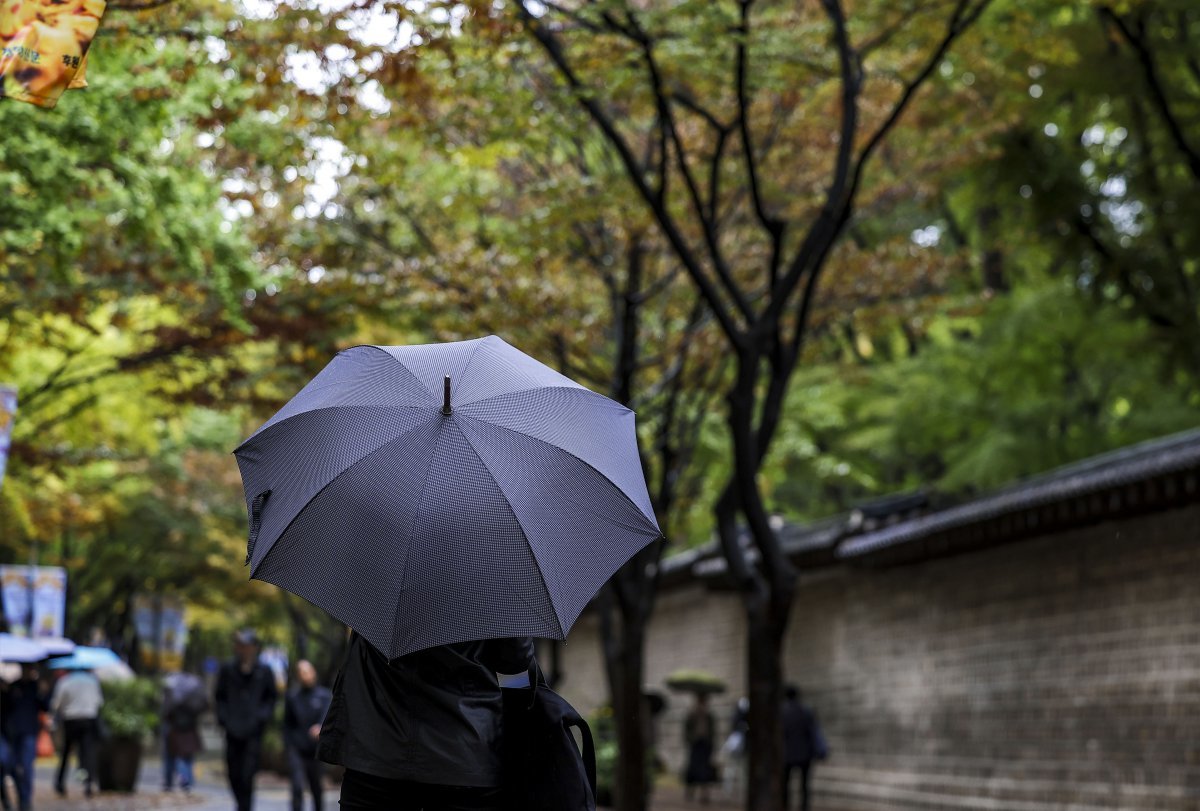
[133,594,188,671]
[0,564,67,639]
[0,386,15,490]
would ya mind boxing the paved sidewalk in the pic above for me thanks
[27,756,337,811]
[20,756,750,810]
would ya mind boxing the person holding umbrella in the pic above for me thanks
[319,635,534,809]
[233,337,663,810]
[1,662,49,811]
[215,629,277,811]
[48,663,103,799]
[161,671,208,793]
[682,693,719,804]
[666,670,725,805]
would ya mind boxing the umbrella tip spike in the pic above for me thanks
[442,375,452,415]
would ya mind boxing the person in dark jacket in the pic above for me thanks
[283,660,332,811]
[782,685,825,811]
[1,664,48,811]
[318,631,534,811]
[682,692,718,804]
[215,629,278,811]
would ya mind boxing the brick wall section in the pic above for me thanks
[557,503,1200,810]
[557,585,749,780]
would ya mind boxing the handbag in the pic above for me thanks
[501,661,597,811]
[811,722,829,761]
[36,716,55,758]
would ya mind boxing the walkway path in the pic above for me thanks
[25,757,748,811]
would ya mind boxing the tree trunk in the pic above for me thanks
[599,539,665,811]
[743,583,790,811]
[725,355,796,811]
[611,614,649,811]
[978,205,1008,292]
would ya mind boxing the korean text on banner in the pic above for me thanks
[0,386,15,489]
[1,565,68,639]
[1,565,32,637]
[0,0,105,108]
[31,567,67,638]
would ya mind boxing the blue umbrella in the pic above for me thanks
[235,336,661,659]
[0,633,49,663]
[46,645,121,670]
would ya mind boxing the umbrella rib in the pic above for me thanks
[360,344,447,404]
[372,340,489,405]
[453,426,567,640]
[389,422,451,659]
[455,413,659,529]
[249,414,443,576]
[457,384,629,412]
[235,404,433,455]
[445,337,492,402]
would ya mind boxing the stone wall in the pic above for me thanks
[556,584,748,783]
[555,503,1200,810]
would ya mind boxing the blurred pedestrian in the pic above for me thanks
[49,667,103,799]
[720,696,749,800]
[683,693,718,804]
[284,660,331,811]
[318,631,534,811]
[162,672,208,793]
[215,629,277,811]
[1,663,49,811]
[782,685,827,811]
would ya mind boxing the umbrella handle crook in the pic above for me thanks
[442,375,452,415]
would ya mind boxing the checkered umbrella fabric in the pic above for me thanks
[233,336,661,659]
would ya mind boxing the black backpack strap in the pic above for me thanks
[516,659,542,710]
[566,715,597,795]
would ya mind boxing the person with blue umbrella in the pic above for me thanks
[47,660,104,799]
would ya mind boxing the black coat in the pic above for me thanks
[1,678,48,739]
[782,700,817,766]
[317,632,534,788]
[284,684,332,756]
[215,660,278,741]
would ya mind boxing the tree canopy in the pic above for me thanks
[1,0,1197,695]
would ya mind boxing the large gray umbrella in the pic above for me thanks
[234,336,661,659]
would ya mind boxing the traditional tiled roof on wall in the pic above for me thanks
[836,427,1200,565]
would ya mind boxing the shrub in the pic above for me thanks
[99,677,161,741]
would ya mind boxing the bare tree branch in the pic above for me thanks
[735,0,787,288]
[517,3,746,345]
[1102,6,1200,181]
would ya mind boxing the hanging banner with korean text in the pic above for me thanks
[0,565,67,638]
[133,595,188,671]
[0,0,104,108]
[0,386,15,490]
[31,566,67,638]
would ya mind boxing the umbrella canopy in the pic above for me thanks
[46,645,121,671]
[0,633,49,663]
[94,659,136,683]
[235,336,661,659]
[164,671,207,711]
[666,669,727,695]
[35,636,76,656]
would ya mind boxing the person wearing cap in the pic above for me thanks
[215,629,277,811]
